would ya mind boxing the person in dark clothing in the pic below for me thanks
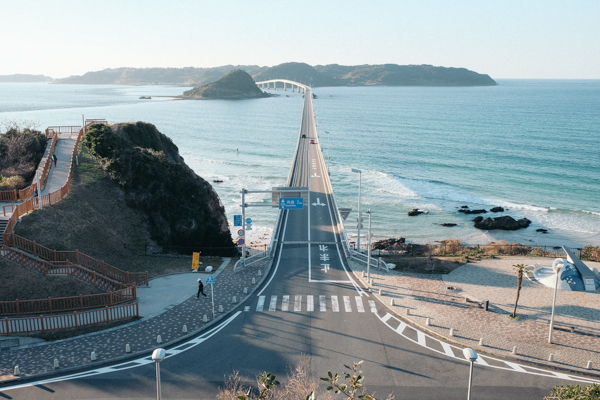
[197,278,207,298]
[52,154,57,167]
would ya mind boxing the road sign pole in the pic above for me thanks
[241,189,246,267]
[367,209,372,282]
[211,283,215,318]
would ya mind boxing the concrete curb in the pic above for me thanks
[0,258,274,385]
[349,264,600,379]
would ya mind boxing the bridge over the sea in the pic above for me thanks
[255,78,309,93]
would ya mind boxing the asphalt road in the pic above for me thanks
[0,88,592,400]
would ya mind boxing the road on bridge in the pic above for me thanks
[1,87,592,400]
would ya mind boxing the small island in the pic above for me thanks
[182,69,269,100]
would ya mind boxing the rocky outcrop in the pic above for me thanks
[490,206,505,213]
[440,223,457,227]
[182,69,269,99]
[408,209,427,216]
[458,208,487,214]
[473,215,531,230]
[372,237,405,250]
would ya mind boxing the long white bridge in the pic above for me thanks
[255,79,309,93]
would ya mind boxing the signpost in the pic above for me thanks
[206,275,215,317]
[234,215,242,226]
[192,252,200,270]
[279,197,304,209]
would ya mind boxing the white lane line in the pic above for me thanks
[244,306,250,312]
[440,342,456,358]
[257,209,290,297]
[368,300,377,313]
[504,361,527,373]
[476,356,489,366]
[307,295,314,312]
[319,295,326,311]
[282,295,289,311]
[381,313,392,322]
[331,296,339,312]
[343,296,352,312]
[417,330,426,347]
[269,295,277,311]
[355,296,365,313]
[294,295,302,312]
[395,321,407,334]
[256,296,265,312]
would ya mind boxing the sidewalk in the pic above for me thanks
[350,256,600,376]
[0,257,271,382]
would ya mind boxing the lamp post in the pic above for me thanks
[152,348,166,400]
[366,209,372,282]
[462,347,478,400]
[325,131,330,175]
[351,169,362,253]
[548,262,562,344]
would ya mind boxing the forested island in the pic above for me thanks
[53,62,496,87]
[182,69,269,99]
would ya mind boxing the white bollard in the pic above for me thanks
[182,324,187,333]
[252,277,256,285]
[91,351,97,361]
[203,314,208,322]
[587,361,593,370]
[362,271,365,277]
[369,279,374,286]
[258,270,262,277]
[243,287,248,294]
[549,354,554,362]
[54,359,59,368]
[14,366,20,376]
[378,289,382,295]
[479,338,484,346]
[218,305,224,313]
[512,346,517,355]
[126,344,131,353]
[425,318,430,326]
[390,299,395,306]
[157,335,162,344]
[232,296,237,303]
[449,328,454,337]
[406,309,411,315]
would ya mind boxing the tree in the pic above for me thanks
[545,383,600,399]
[512,264,525,318]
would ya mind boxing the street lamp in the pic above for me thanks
[366,209,372,282]
[462,347,478,400]
[351,169,362,253]
[152,348,166,400]
[548,261,563,344]
[325,131,330,176]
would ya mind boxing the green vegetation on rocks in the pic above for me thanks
[183,69,268,99]
[0,125,48,189]
[83,122,235,253]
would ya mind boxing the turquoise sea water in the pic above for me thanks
[1,81,599,248]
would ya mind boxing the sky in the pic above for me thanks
[1,0,599,79]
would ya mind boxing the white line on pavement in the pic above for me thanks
[307,295,314,312]
[269,295,277,311]
[368,300,377,313]
[343,296,352,312]
[256,296,265,312]
[331,296,339,312]
[320,295,326,311]
[355,296,365,313]
[282,295,289,311]
[294,295,302,312]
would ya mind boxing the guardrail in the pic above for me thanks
[1,302,139,336]
[0,286,136,316]
[351,250,389,272]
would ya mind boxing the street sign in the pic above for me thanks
[246,223,252,231]
[246,218,252,224]
[206,275,215,284]
[192,252,200,270]
[237,229,245,237]
[279,197,304,209]
[234,215,242,226]
[238,238,245,245]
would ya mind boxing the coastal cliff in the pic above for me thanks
[182,69,269,99]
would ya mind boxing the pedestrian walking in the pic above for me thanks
[197,278,207,298]
[52,154,58,167]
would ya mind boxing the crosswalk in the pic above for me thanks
[254,295,376,313]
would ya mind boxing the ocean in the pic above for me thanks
[1,80,599,249]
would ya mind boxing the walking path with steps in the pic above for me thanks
[349,256,600,378]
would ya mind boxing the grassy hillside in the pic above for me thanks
[183,69,268,99]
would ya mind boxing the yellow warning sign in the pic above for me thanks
[192,252,200,270]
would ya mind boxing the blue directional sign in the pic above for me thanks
[279,197,304,209]
[206,275,215,284]
[246,217,252,224]
[234,215,242,226]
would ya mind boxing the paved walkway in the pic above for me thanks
[0,257,271,382]
[350,256,600,376]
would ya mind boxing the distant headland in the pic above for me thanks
[50,62,496,87]
[182,69,270,100]
[0,74,53,83]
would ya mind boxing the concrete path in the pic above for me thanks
[350,256,600,376]
[41,134,77,195]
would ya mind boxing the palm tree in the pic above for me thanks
[512,264,525,318]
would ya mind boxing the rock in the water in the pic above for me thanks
[408,208,424,216]
[458,208,487,214]
[474,215,531,230]
[372,237,405,250]
[490,206,504,213]
[536,228,548,233]
[473,216,484,223]
[440,223,457,227]
[460,205,469,209]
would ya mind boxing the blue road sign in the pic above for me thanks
[279,197,304,209]
[206,275,215,284]
[246,217,252,224]
[234,215,242,226]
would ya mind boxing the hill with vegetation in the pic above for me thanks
[0,125,47,190]
[0,74,53,82]
[51,62,496,87]
[182,69,269,99]
[81,122,236,252]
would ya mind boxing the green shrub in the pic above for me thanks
[545,383,600,399]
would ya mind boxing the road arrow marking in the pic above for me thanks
[312,198,326,207]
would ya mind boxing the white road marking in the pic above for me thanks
[504,361,527,373]
[269,295,277,311]
[343,296,352,312]
[244,306,250,312]
[440,342,455,358]
[307,295,314,312]
[331,296,339,312]
[417,330,426,347]
[476,356,489,366]
[294,295,302,312]
[319,295,326,311]
[368,300,377,313]
[282,295,289,311]
[395,321,407,334]
[382,313,392,322]
[355,296,365,313]
[256,296,265,312]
